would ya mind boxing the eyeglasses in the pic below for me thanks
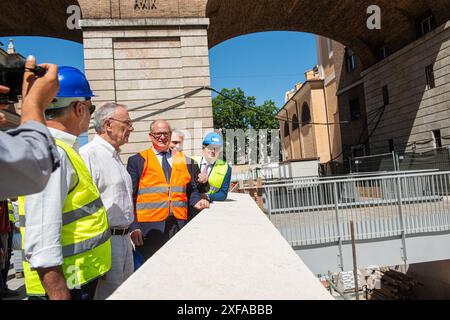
[151,132,171,138]
[89,105,96,115]
[109,117,133,128]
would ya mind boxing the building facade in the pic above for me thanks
[362,20,450,155]
[278,68,333,169]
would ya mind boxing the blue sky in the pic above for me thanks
[209,31,317,108]
[1,32,317,144]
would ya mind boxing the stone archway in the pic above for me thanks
[205,0,450,69]
[0,0,82,42]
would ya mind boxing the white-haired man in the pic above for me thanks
[79,102,135,300]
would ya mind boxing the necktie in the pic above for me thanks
[161,151,172,183]
[202,163,209,175]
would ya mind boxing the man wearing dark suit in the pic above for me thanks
[127,120,209,260]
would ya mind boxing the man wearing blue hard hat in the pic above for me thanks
[19,66,111,300]
[192,132,232,204]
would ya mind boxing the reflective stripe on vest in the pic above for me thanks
[137,186,187,195]
[19,138,112,296]
[7,200,15,223]
[136,149,191,222]
[192,156,229,195]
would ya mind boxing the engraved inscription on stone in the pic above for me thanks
[134,0,157,10]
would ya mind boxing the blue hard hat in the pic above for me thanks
[56,66,94,99]
[203,132,223,147]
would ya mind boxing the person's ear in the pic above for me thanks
[73,102,84,117]
[104,118,112,132]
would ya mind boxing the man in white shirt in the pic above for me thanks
[79,102,135,300]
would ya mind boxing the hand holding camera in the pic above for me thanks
[0,55,59,125]
[20,56,59,124]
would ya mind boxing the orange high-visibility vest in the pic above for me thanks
[136,148,191,222]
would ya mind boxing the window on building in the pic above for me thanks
[382,85,389,106]
[417,11,436,37]
[388,139,395,152]
[425,64,435,89]
[349,98,361,121]
[345,48,357,72]
[284,121,290,138]
[433,129,442,148]
[292,113,299,131]
[378,46,389,61]
[301,102,311,124]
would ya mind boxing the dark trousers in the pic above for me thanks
[2,223,14,289]
[137,216,185,261]
[1,228,12,290]
[28,278,99,300]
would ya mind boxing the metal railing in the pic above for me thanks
[350,147,450,173]
[259,171,450,253]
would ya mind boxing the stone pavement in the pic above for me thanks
[3,252,26,300]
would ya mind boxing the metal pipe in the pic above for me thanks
[322,81,334,170]
[395,176,408,267]
[294,99,304,158]
[285,108,294,160]
[350,220,359,300]
[333,182,344,271]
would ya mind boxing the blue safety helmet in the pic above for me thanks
[48,66,94,109]
[203,132,223,147]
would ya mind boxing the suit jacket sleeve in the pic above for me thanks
[185,157,202,207]
[127,154,144,231]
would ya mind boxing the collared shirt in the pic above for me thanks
[79,135,134,228]
[152,147,173,167]
[23,128,77,269]
[0,121,60,200]
[199,157,214,176]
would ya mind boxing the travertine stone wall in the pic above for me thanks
[362,22,450,154]
[82,18,214,162]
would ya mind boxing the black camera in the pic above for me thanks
[0,54,46,104]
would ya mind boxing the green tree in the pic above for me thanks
[212,88,280,130]
[212,88,280,165]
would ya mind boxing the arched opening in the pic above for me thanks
[284,121,290,138]
[301,102,311,125]
[292,113,299,131]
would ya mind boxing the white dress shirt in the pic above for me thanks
[152,147,172,167]
[23,128,78,269]
[79,135,134,229]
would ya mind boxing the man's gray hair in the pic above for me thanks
[93,102,126,134]
[172,129,185,139]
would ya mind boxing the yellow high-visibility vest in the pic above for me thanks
[192,156,229,194]
[19,138,111,296]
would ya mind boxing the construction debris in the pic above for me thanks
[364,267,422,300]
